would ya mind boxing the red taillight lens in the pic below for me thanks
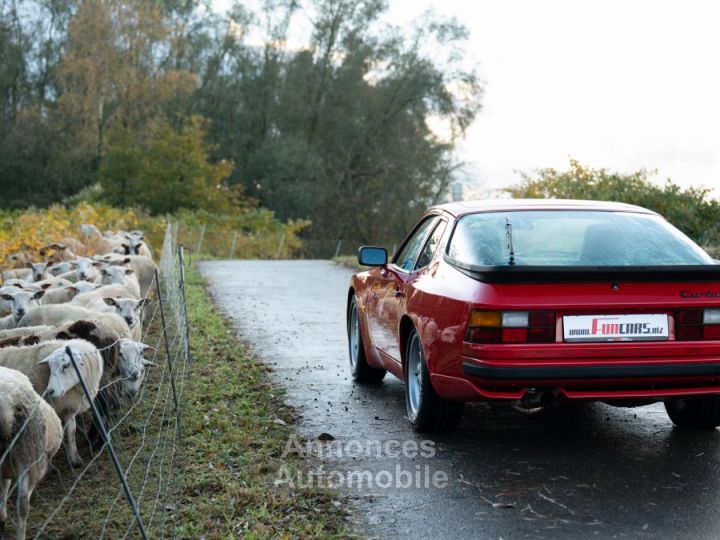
[467,327,501,343]
[502,328,528,343]
[704,325,720,340]
[529,311,555,327]
[528,326,555,343]
[676,309,720,341]
[467,310,556,344]
[677,309,703,325]
[677,325,703,341]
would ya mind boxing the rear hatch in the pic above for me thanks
[462,268,720,361]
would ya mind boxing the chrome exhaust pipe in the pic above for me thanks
[512,389,556,414]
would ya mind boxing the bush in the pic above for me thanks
[507,160,720,248]
[0,203,308,265]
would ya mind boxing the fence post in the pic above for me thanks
[155,268,180,437]
[274,234,286,259]
[195,224,206,256]
[229,231,238,259]
[334,240,343,258]
[65,346,149,540]
[177,246,191,365]
[172,221,180,250]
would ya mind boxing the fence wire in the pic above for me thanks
[179,221,396,260]
[0,223,189,539]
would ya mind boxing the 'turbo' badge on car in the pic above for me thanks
[680,290,720,298]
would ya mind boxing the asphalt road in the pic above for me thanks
[200,260,720,540]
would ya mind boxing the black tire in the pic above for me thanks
[404,329,464,432]
[347,297,386,383]
[664,396,720,429]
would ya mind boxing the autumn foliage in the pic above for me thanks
[0,204,308,267]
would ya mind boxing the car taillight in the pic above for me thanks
[466,310,556,344]
[676,308,720,340]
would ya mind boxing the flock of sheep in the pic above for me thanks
[0,225,159,539]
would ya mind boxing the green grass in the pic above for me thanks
[172,266,353,538]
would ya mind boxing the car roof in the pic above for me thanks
[430,198,659,218]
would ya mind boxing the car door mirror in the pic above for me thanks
[358,246,388,267]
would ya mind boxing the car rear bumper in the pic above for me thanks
[462,361,720,380]
[429,353,720,403]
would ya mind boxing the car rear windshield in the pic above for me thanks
[447,210,714,267]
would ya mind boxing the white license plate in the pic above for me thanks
[563,314,669,342]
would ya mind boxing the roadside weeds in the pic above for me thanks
[173,265,355,538]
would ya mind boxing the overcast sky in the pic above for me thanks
[214,0,720,198]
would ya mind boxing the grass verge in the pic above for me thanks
[172,265,353,538]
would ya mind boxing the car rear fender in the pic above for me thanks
[398,315,415,379]
[346,287,356,332]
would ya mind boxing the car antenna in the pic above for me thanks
[505,217,516,266]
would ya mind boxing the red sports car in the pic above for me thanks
[347,199,720,431]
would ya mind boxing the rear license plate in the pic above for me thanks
[563,314,669,342]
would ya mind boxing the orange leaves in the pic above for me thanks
[0,204,165,267]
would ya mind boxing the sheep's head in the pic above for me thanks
[100,265,134,286]
[118,340,156,397]
[39,243,68,264]
[7,252,32,269]
[122,234,146,255]
[0,285,18,316]
[48,261,72,276]
[30,262,48,282]
[0,289,44,322]
[103,297,150,328]
[72,257,102,282]
[39,346,86,400]
[105,256,131,267]
[73,280,99,294]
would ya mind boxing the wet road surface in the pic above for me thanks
[200,260,720,539]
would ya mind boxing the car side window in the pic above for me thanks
[415,220,448,270]
[394,217,438,272]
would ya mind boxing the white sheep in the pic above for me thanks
[120,234,153,260]
[116,340,155,398]
[70,295,149,340]
[54,270,79,283]
[34,277,72,290]
[46,261,73,277]
[40,285,82,306]
[17,305,131,336]
[80,225,125,255]
[0,326,54,348]
[69,257,103,283]
[0,366,63,540]
[95,255,157,298]
[1,269,32,282]
[29,263,49,283]
[0,340,104,467]
[40,280,97,306]
[0,290,45,330]
[39,241,81,263]
[14,319,135,405]
[1,280,25,289]
[98,267,141,298]
[4,252,34,269]
[0,286,20,318]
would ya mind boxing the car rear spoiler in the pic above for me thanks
[447,259,720,284]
